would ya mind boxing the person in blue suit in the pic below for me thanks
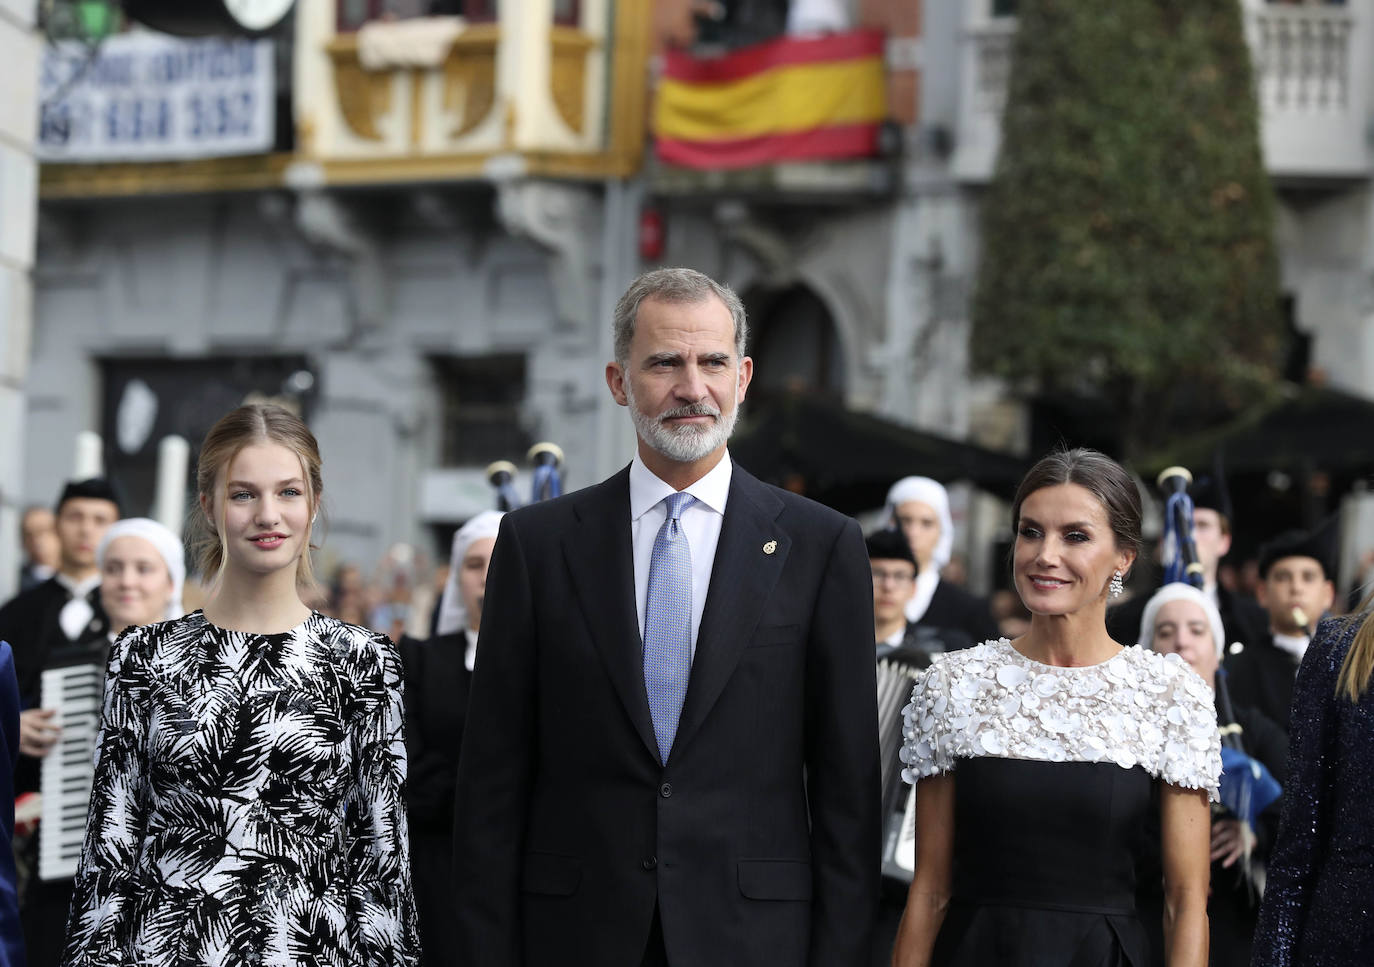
[0,640,28,967]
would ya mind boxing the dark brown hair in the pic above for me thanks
[1011,448,1143,560]
[193,405,323,590]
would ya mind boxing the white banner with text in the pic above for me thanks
[38,32,276,162]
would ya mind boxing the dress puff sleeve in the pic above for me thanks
[61,624,155,966]
[1252,616,1352,967]
[1154,653,1223,802]
[899,658,955,784]
[341,630,420,965]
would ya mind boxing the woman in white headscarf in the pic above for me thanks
[97,517,185,637]
[1137,582,1288,967]
[884,477,997,647]
[405,510,503,967]
[24,520,186,967]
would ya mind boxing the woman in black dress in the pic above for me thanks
[403,509,502,967]
[892,449,1219,967]
[1251,609,1374,964]
[61,405,419,967]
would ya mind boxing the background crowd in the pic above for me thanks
[0,443,1362,965]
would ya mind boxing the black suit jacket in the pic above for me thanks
[0,577,110,709]
[401,633,471,967]
[1224,635,1302,732]
[917,580,998,645]
[452,464,881,967]
[0,578,109,797]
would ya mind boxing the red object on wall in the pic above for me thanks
[639,207,665,262]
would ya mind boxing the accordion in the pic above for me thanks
[877,649,925,883]
[38,659,105,881]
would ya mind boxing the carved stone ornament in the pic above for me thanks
[550,27,598,135]
[443,25,499,139]
[326,36,393,141]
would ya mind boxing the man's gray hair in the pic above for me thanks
[612,267,749,365]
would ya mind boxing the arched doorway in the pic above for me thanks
[744,283,846,403]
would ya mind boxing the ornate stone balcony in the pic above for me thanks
[40,0,650,197]
[298,0,645,183]
[953,0,1373,183]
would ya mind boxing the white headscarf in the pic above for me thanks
[1137,582,1226,658]
[435,510,505,637]
[883,476,954,569]
[96,517,186,621]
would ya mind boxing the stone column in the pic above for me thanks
[0,0,39,602]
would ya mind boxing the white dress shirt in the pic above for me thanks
[56,572,101,641]
[904,570,940,624]
[629,451,732,656]
[879,625,906,651]
[463,628,479,672]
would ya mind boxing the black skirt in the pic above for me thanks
[932,757,1155,967]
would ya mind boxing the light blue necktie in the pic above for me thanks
[644,492,695,764]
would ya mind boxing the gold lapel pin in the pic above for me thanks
[763,540,777,555]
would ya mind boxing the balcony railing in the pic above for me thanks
[1254,3,1353,110]
[294,0,646,181]
[954,0,1372,182]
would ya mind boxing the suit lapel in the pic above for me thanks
[672,469,788,760]
[562,469,661,762]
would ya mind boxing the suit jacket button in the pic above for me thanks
[659,782,672,798]
[641,856,657,871]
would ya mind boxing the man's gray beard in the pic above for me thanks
[624,380,739,464]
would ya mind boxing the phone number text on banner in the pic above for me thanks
[38,33,275,163]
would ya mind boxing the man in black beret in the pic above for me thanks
[0,478,119,966]
[867,528,972,967]
[1188,468,1269,654]
[867,529,971,664]
[1224,524,1337,732]
[0,480,121,711]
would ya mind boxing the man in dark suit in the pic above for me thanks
[868,529,970,665]
[0,641,24,967]
[404,509,503,967]
[17,506,58,593]
[0,478,118,967]
[452,268,881,966]
[0,479,119,760]
[1225,526,1337,732]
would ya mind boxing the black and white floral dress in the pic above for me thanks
[900,639,1221,967]
[60,611,419,967]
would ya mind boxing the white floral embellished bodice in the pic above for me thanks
[900,639,1221,800]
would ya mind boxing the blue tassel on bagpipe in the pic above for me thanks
[1219,746,1282,829]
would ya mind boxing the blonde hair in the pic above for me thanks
[1337,591,1374,702]
[193,405,324,591]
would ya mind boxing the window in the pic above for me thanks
[431,354,533,466]
[337,0,578,31]
[553,0,579,25]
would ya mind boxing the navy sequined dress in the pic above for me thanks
[1253,615,1374,966]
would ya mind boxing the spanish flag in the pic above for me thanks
[654,30,888,170]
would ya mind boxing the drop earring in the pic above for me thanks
[1109,571,1124,599]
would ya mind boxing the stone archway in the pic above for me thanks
[743,283,846,404]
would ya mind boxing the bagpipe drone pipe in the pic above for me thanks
[486,442,565,510]
[1156,467,1281,833]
